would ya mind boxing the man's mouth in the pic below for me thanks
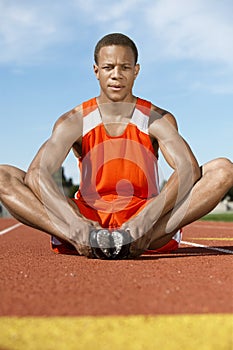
[109,85,124,91]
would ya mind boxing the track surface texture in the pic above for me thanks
[0,218,232,316]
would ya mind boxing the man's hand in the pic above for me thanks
[121,221,153,257]
[67,220,93,257]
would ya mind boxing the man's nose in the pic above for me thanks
[111,66,122,79]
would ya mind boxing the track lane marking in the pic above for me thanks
[188,237,233,241]
[181,240,233,254]
[0,223,22,236]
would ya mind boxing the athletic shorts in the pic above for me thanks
[51,196,182,255]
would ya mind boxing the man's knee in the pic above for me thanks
[0,165,11,195]
[206,158,233,188]
[216,158,233,183]
[0,165,24,196]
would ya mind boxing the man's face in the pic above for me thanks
[94,45,140,103]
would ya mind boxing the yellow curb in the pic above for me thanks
[0,314,232,350]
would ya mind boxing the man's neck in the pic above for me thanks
[96,97,137,121]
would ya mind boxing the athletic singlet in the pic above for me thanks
[74,97,160,229]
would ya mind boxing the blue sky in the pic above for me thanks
[0,0,232,184]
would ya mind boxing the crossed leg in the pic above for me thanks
[0,165,81,246]
[0,158,232,254]
[148,158,233,249]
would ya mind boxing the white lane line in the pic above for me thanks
[0,223,22,236]
[188,237,233,241]
[181,240,233,255]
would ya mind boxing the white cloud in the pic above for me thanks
[72,0,145,34]
[145,0,233,67]
[0,1,70,65]
[1,0,233,77]
[0,0,141,65]
[74,0,143,22]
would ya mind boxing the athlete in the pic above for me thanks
[0,33,232,258]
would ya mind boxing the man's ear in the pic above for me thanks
[93,64,99,80]
[134,63,140,79]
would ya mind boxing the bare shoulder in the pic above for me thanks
[149,103,178,131]
[48,103,83,158]
[53,104,83,131]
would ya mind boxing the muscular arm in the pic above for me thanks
[152,112,201,216]
[122,109,201,240]
[24,107,93,245]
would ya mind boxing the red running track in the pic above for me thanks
[0,218,232,316]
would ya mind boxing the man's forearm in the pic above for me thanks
[123,163,201,237]
[24,167,91,244]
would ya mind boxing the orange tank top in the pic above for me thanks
[75,97,160,228]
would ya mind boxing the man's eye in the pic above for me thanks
[103,66,112,70]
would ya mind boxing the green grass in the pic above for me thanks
[201,212,233,222]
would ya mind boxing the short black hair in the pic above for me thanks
[94,33,138,65]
